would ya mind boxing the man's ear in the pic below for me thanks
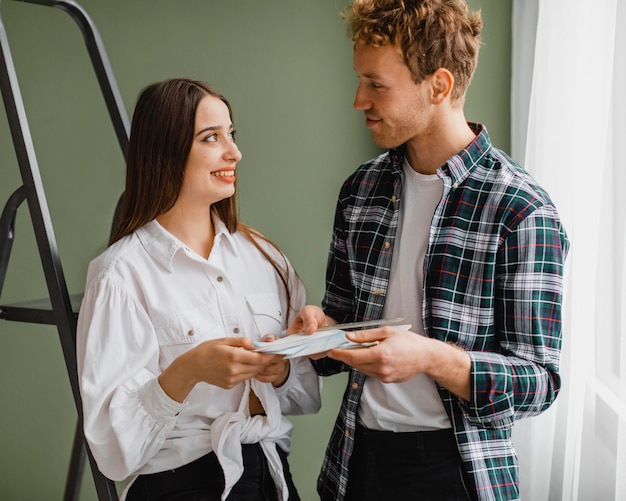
[431,68,454,104]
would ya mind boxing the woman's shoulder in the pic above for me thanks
[85,232,143,285]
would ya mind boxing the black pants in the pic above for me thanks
[345,425,474,501]
[126,443,300,501]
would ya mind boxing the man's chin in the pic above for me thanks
[371,133,403,150]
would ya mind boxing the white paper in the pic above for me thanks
[254,321,411,359]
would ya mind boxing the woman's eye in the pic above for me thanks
[203,133,218,143]
[229,130,237,142]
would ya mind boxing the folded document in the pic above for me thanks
[254,318,411,359]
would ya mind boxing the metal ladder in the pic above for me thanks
[0,0,128,498]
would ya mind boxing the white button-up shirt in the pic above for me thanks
[77,217,321,500]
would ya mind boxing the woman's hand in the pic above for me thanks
[254,334,290,387]
[158,337,279,402]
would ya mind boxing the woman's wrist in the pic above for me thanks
[272,360,291,387]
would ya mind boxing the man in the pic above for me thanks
[289,0,570,500]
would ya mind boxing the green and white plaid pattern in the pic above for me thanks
[314,123,569,501]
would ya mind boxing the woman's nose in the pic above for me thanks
[227,141,242,162]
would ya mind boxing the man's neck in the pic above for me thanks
[404,117,476,175]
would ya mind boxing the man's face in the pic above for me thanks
[353,41,433,149]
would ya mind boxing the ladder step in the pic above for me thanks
[0,293,82,324]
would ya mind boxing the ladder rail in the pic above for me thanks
[13,0,130,153]
[0,5,78,401]
[0,0,129,499]
[0,186,25,296]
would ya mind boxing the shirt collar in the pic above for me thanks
[444,122,492,185]
[389,143,406,175]
[212,215,240,257]
[136,213,240,271]
[388,122,492,185]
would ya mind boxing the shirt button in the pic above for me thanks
[351,382,359,390]
[345,430,351,438]
[233,327,240,334]
[384,241,391,249]
[452,182,459,189]
[391,195,397,203]
[187,330,194,336]
[374,289,382,296]
[217,276,223,282]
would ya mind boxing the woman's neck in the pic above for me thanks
[157,206,215,259]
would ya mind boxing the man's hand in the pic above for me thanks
[328,327,426,382]
[284,305,340,359]
[328,327,472,401]
[287,305,337,335]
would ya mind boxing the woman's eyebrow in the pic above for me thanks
[194,123,233,137]
[194,125,221,137]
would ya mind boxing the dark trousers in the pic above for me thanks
[126,443,300,501]
[345,425,474,501]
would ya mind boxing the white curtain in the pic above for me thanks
[511,1,626,500]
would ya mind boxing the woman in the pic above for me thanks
[76,78,321,501]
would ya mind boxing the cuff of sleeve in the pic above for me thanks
[138,377,187,424]
[273,360,296,397]
[466,351,514,422]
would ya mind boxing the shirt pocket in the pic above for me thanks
[153,304,223,347]
[245,293,284,338]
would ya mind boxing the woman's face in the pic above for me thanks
[178,95,242,208]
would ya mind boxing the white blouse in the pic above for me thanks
[77,217,321,501]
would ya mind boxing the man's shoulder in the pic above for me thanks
[462,143,553,212]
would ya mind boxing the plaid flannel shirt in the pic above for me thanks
[314,123,569,501]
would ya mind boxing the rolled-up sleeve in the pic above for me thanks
[465,205,568,424]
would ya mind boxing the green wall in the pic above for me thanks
[0,0,510,499]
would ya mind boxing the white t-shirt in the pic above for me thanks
[77,216,321,500]
[358,159,451,432]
